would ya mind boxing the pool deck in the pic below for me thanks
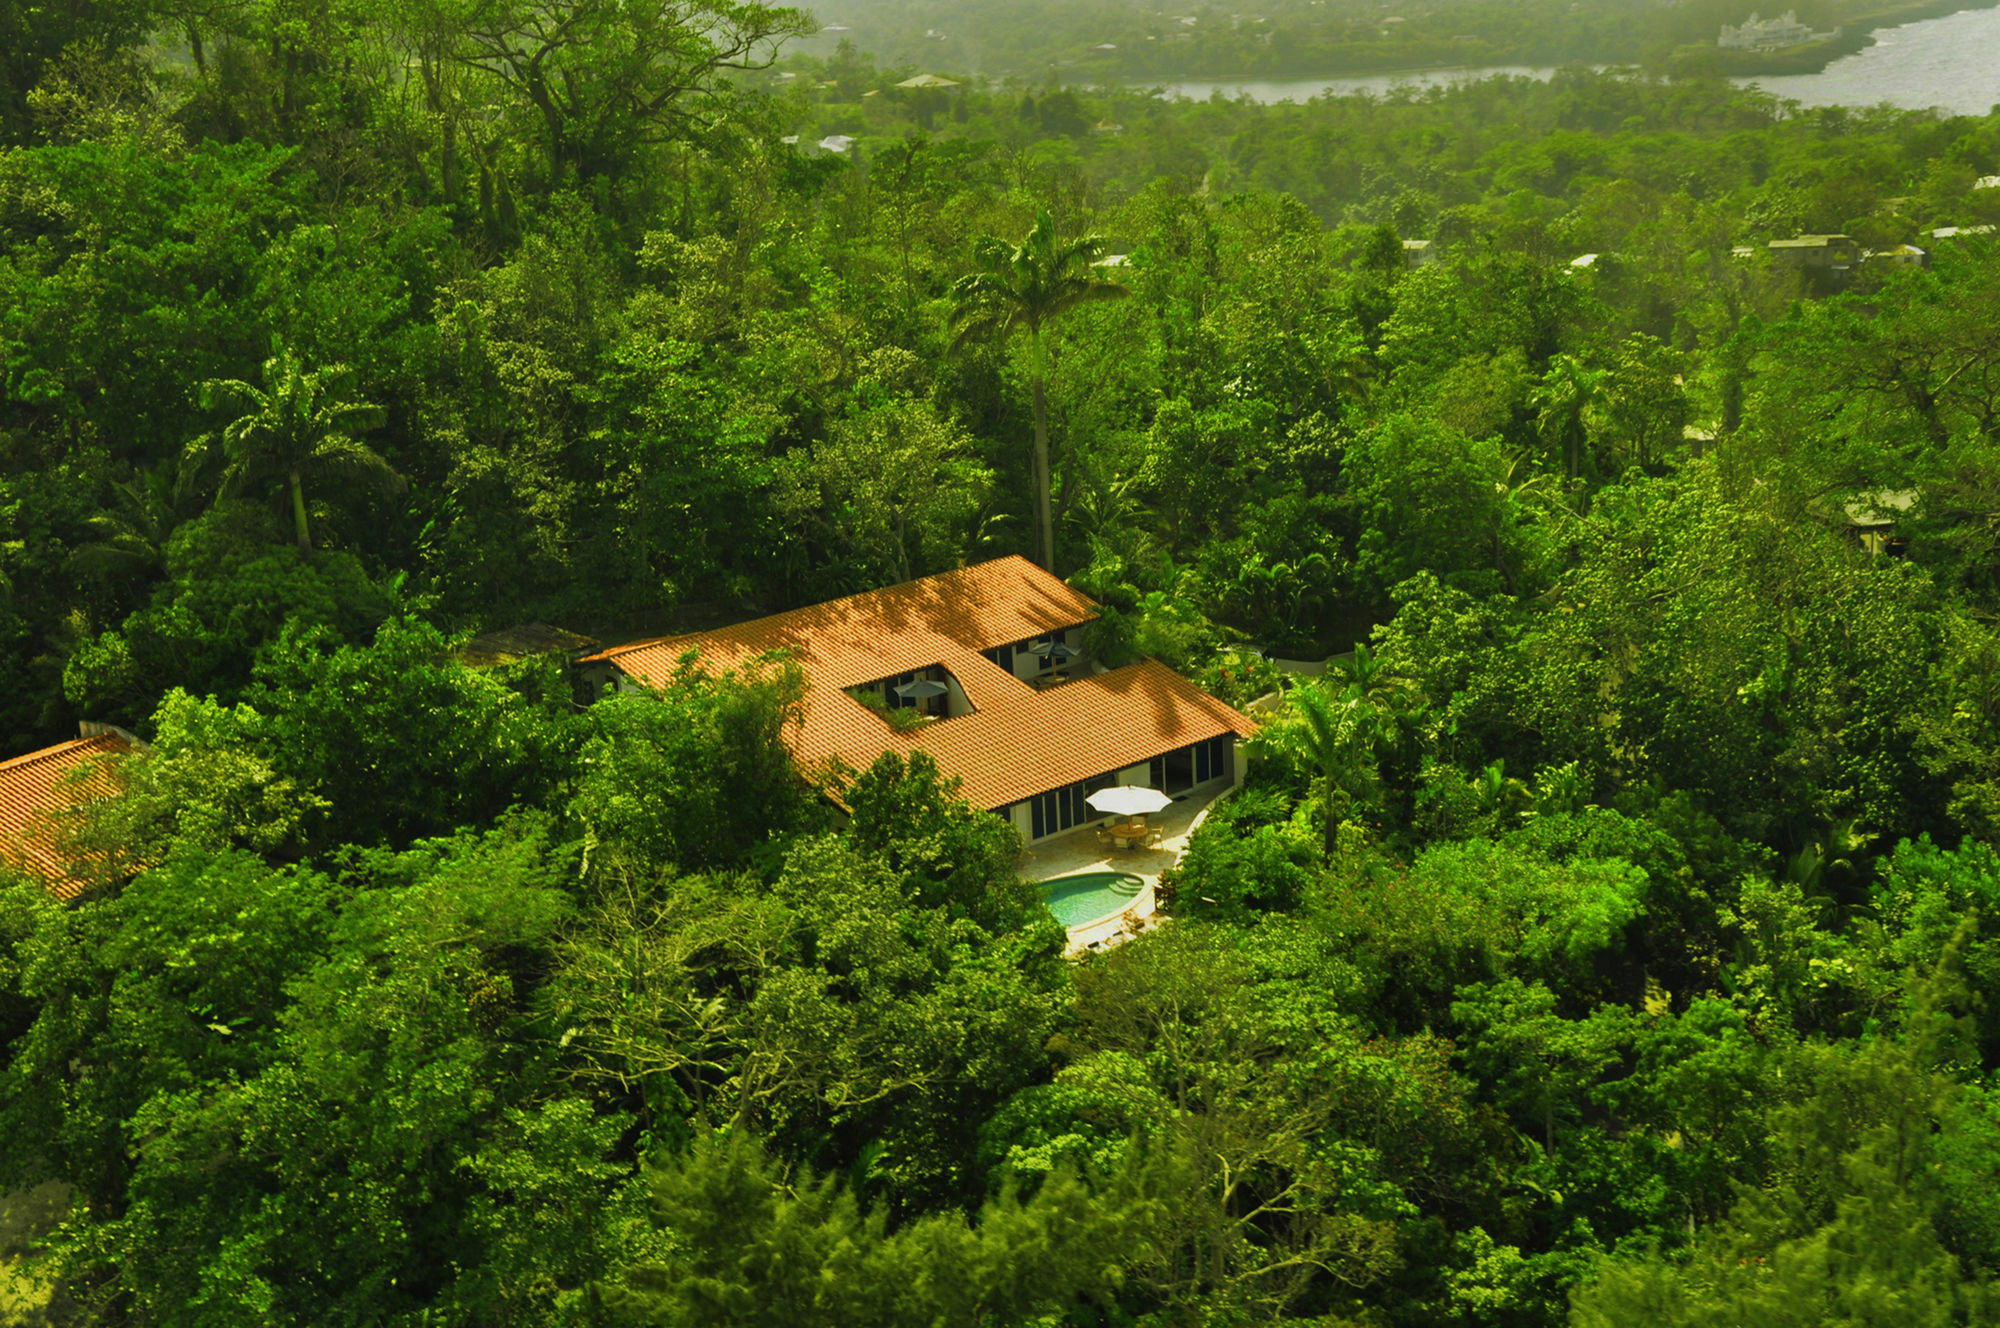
[1020,787,1226,955]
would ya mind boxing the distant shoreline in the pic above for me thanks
[1092,63,1592,89]
[1709,0,2000,75]
[1058,0,2000,88]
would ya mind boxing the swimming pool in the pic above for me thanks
[1039,871,1147,929]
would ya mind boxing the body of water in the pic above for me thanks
[1137,5,2000,114]
[1741,5,2000,114]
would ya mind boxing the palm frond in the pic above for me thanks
[305,436,408,496]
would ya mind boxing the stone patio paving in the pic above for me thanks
[1018,785,1225,885]
[1019,787,1229,955]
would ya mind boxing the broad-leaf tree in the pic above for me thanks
[437,0,812,181]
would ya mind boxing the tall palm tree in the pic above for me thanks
[950,208,1127,572]
[198,350,402,557]
[1529,353,1607,484]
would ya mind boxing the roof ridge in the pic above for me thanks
[0,734,122,775]
[590,556,1083,664]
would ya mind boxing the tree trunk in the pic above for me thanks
[1031,332,1054,572]
[441,116,461,210]
[1324,759,1339,858]
[289,472,313,557]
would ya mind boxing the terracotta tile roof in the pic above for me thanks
[909,660,1258,808]
[586,556,1103,686]
[591,557,1256,810]
[0,733,134,900]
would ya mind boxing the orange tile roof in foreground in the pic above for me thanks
[0,733,133,900]
[588,556,1257,810]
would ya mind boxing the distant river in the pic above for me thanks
[1141,5,2000,115]
[1742,6,2000,114]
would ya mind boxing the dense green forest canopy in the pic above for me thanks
[4,2,2000,1325]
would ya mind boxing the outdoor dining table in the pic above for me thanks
[1107,819,1149,849]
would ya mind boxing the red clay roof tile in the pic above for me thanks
[591,556,1256,809]
[0,733,133,900]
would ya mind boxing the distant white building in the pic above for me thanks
[1718,10,1833,50]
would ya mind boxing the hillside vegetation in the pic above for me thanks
[4,7,2000,1326]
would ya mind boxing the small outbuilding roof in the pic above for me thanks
[457,622,598,669]
[1842,489,1918,526]
[895,73,961,89]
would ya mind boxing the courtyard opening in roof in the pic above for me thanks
[847,663,974,729]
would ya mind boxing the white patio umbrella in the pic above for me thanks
[1086,786,1172,817]
[892,679,951,701]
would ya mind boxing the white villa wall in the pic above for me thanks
[1008,625,1080,680]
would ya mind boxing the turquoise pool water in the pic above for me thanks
[1040,872,1146,929]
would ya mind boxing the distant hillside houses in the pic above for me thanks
[1718,10,1837,50]
[1768,233,1858,269]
